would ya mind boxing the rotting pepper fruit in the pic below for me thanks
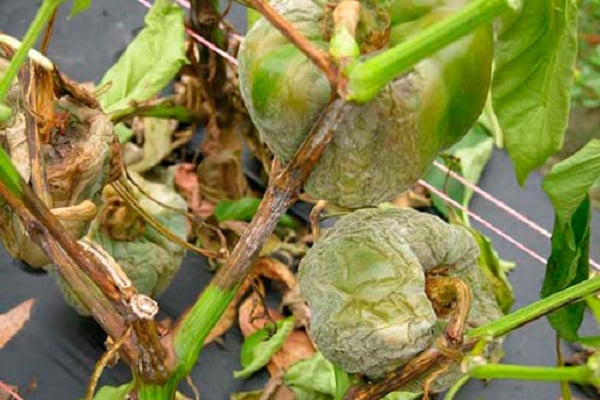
[238,0,493,208]
[298,206,503,391]
[53,173,188,315]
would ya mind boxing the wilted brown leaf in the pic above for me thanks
[0,299,35,349]
[253,258,296,291]
[391,185,431,209]
[281,285,311,329]
[174,163,215,218]
[267,328,315,376]
[0,380,22,400]
[128,118,180,173]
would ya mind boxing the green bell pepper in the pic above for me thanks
[238,0,492,208]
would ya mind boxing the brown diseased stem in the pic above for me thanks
[245,0,338,87]
[211,97,345,289]
[0,171,170,381]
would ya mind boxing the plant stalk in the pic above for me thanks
[172,98,346,377]
[0,148,170,380]
[344,0,521,102]
[468,363,598,384]
[0,0,62,107]
[468,275,600,339]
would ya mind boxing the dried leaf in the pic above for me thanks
[267,329,315,376]
[174,163,214,218]
[0,298,35,349]
[253,258,296,291]
[128,118,178,172]
[0,381,20,400]
[196,103,249,203]
[281,285,311,329]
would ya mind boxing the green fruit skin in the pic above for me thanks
[238,0,492,208]
[298,206,503,386]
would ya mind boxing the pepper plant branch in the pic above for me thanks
[244,0,338,86]
[344,348,445,400]
[344,0,521,102]
[20,62,52,206]
[0,148,170,380]
[468,275,600,339]
[0,0,62,120]
[467,362,600,384]
[172,97,346,376]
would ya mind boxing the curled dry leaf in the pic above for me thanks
[0,380,22,400]
[174,163,215,219]
[253,258,296,291]
[127,118,181,173]
[0,298,35,349]
[281,285,311,329]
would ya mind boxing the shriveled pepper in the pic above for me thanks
[298,206,503,390]
[238,0,492,208]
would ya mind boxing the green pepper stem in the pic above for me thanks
[0,0,62,115]
[468,363,597,384]
[468,276,600,339]
[344,0,521,102]
[137,380,178,400]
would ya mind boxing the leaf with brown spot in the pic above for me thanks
[0,299,35,349]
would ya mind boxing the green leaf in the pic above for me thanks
[542,139,600,225]
[234,316,295,379]
[214,197,298,228]
[540,141,600,341]
[284,352,419,400]
[69,0,91,18]
[578,336,600,349]
[0,103,12,122]
[114,123,134,143]
[284,352,337,399]
[91,383,134,400]
[492,0,578,185]
[541,198,591,341]
[469,227,515,313]
[98,0,187,115]
[0,147,24,197]
[128,118,176,173]
[586,295,600,325]
[333,364,352,400]
[425,125,494,217]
